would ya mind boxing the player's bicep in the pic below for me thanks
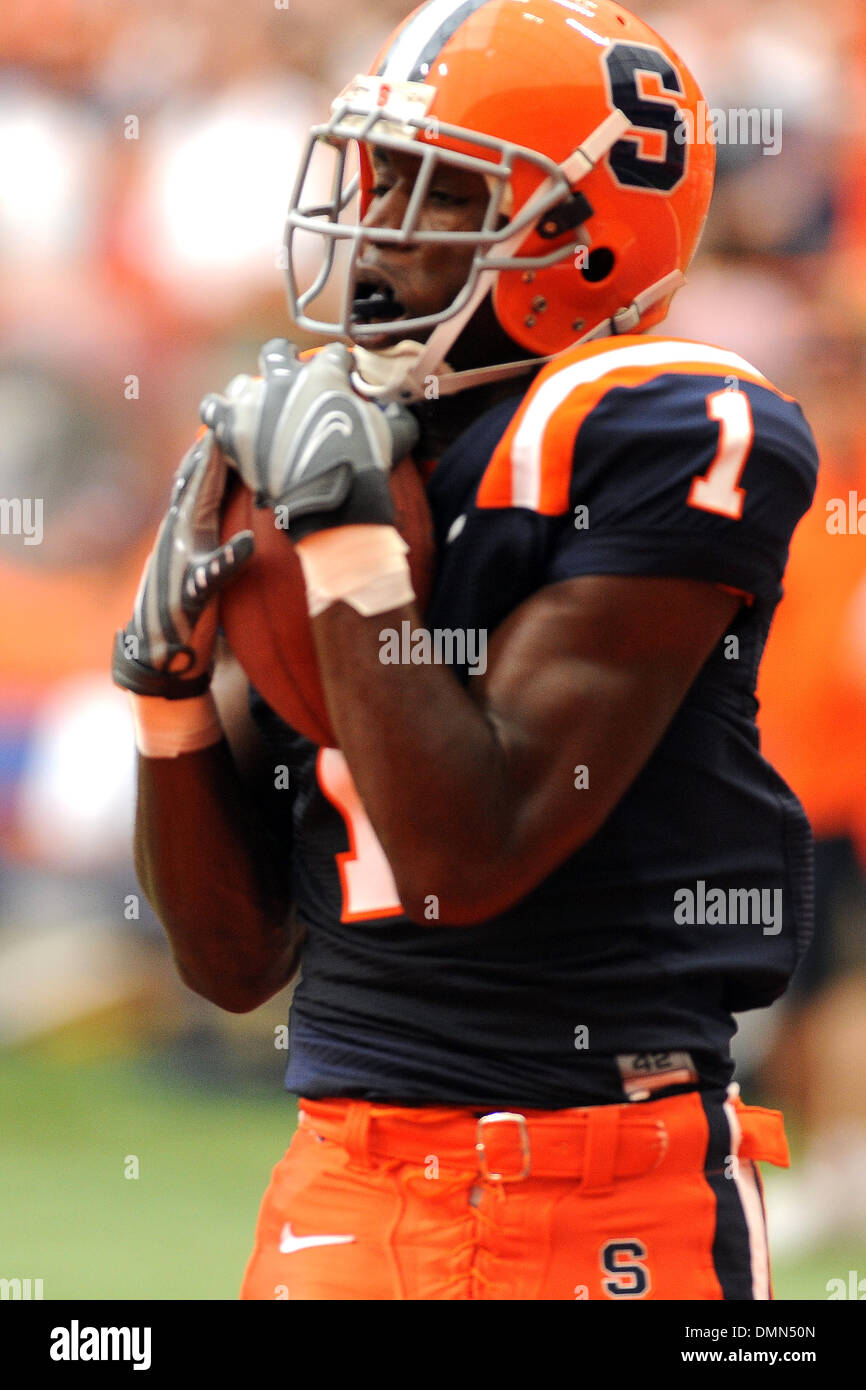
[472,573,740,894]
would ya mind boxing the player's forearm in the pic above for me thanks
[311,576,742,924]
[310,600,517,923]
[134,742,299,1010]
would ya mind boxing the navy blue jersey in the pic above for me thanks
[249,335,819,1109]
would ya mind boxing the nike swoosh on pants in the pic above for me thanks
[278,1222,356,1254]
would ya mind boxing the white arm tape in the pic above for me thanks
[130,691,224,758]
[295,524,415,618]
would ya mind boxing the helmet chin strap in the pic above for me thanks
[351,267,687,403]
[349,106,684,404]
[579,268,686,341]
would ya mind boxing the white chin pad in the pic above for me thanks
[351,339,453,399]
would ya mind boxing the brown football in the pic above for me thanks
[218,456,435,747]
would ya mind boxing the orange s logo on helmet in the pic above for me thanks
[285,0,714,362]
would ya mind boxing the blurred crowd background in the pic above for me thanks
[1,0,865,1287]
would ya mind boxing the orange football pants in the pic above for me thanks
[240,1086,789,1301]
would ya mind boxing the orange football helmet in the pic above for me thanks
[284,0,714,399]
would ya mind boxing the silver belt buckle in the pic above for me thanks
[476,1111,531,1182]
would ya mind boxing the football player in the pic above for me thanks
[114,0,818,1300]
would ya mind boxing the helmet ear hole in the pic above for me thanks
[581,247,615,283]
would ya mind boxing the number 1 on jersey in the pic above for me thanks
[316,748,404,922]
[688,388,754,520]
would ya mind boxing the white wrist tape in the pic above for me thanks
[130,691,223,758]
[296,524,415,618]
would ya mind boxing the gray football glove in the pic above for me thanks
[199,340,419,541]
[112,429,253,699]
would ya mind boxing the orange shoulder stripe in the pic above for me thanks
[476,337,793,515]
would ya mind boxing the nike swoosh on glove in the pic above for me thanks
[199,339,419,541]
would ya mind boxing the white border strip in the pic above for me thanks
[381,0,470,82]
[725,1098,771,1301]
